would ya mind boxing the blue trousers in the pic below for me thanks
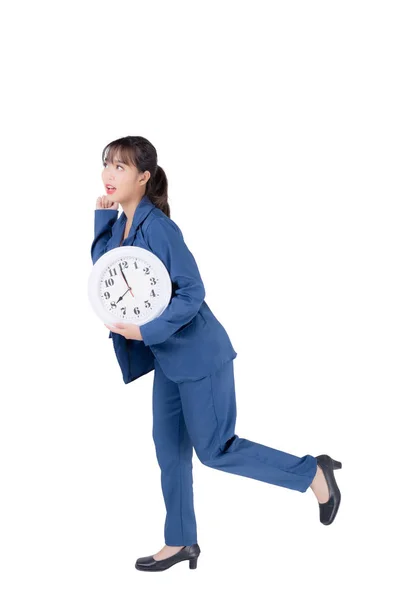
[152,357,318,546]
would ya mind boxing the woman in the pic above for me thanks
[90,135,343,572]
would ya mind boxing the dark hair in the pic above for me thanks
[101,135,170,217]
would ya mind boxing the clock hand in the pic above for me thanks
[116,287,132,303]
[119,263,132,288]
[119,262,135,298]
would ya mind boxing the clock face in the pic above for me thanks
[88,246,172,326]
[100,254,161,322]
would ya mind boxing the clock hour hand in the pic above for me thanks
[116,287,131,303]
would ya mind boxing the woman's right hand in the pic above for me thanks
[96,195,119,210]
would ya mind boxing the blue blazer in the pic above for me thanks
[90,194,237,384]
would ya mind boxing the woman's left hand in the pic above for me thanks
[105,322,143,341]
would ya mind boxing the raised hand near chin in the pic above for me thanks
[96,195,119,210]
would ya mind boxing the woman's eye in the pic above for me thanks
[102,163,122,169]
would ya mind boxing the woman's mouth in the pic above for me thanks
[106,185,116,195]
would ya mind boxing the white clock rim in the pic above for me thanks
[88,246,172,327]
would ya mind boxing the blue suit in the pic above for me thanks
[91,195,318,545]
[91,195,237,384]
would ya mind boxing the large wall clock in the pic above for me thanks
[88,246,172,326]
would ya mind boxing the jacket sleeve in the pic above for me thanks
[139,217,206,346]
[90,209,119,339]
[90,209,119,265]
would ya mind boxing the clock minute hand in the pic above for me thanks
[119,263,135,298]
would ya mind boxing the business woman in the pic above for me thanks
[90,135,343,572]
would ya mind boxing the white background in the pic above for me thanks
[1,0,398,597]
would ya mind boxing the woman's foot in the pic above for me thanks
[152,545,185,560]
[310,465,330,503]
[135,544,201,571]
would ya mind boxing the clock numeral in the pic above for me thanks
[134,261,139,269]
[110,301,117,309]
[150,289,156,297]
[133,307,141,316]
[143,267,150,274]
[105,278,115,288]
[150,277,157,286]
[104,291,110,299]
[121,260,128,269]
[108,267,117,277]
[144,300,151,308]
[121,307,126,316]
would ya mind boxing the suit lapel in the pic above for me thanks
[107,195,156,250]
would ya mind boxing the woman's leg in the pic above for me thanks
[152,359,198,546]
[178,359,318,493]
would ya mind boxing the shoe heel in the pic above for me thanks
[332,459,342,469]
[189,557,198,569]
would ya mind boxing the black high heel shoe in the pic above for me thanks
[135,543,201,572]
[315,454,342,525]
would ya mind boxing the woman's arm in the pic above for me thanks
[90,197,119,339]
[139,217,206,346]
[90,208,119,265]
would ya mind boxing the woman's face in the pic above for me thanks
[101,155,149,205]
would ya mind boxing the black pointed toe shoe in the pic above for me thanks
[315,454,342,526]
[135,544,201,572]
